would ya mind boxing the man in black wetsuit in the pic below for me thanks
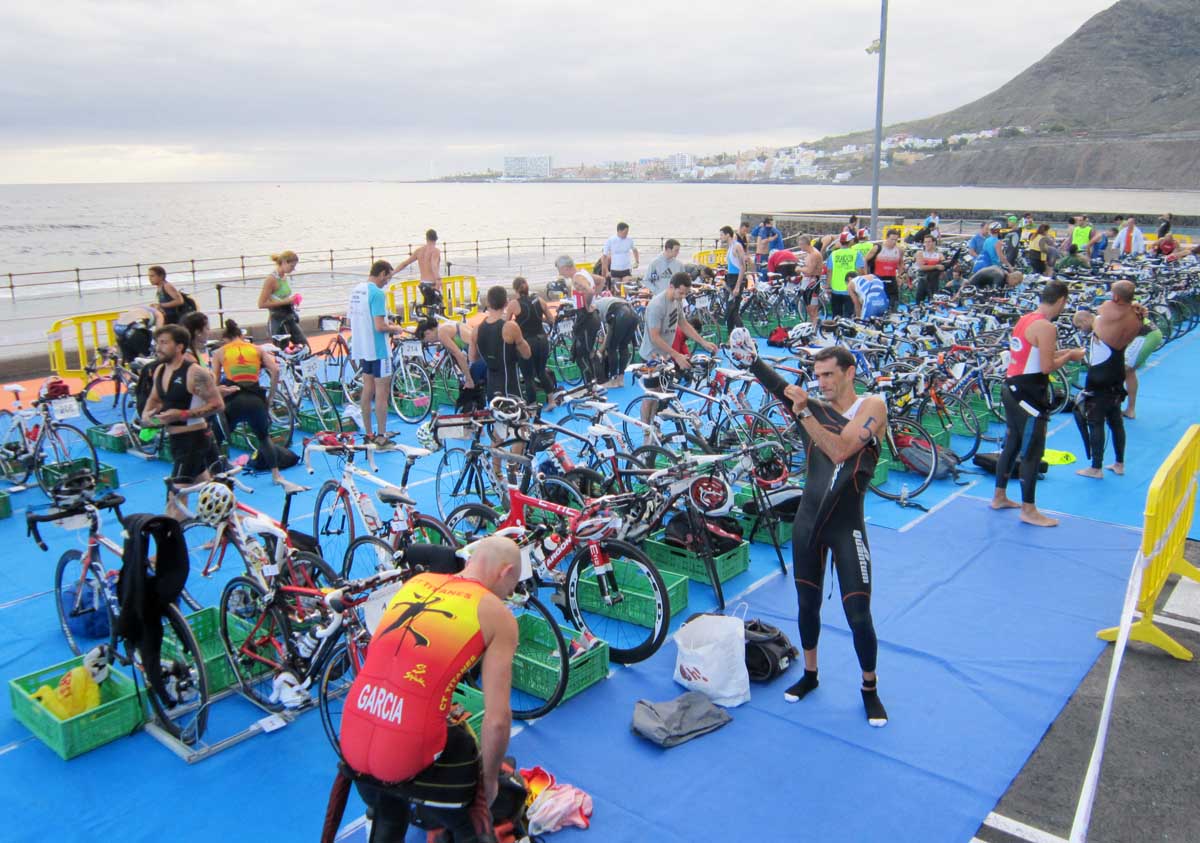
[469,285,531,401]
[507,277,555,404]
[730,328,890,727]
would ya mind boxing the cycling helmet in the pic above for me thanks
[789,322,815,343]
[50,472,97,507]
[753,455,790,490]
[573,505,621,541]
[688,475,733,516]
[490,396,523,424]
[194,482,235,526]
[728,326,757,368]
[416,421,439,451]
[82,645,110,684]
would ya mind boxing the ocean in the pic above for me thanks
[1,181,1196,367]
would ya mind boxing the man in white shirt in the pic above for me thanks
[642,239,684,296]
[1114,218,1146,256]
[601,222,639,292]
[348,260,402,444]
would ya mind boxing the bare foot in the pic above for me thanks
[1076,467,1104,479]
[1020,506,1059,527]
[1106,463,1125,476]
[1122,410,1135,420]
[991,495,1022,510]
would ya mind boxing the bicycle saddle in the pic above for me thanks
[4,383,24,393]
[377,488,416,507]
[394,443,431,459]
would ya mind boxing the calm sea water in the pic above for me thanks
[2,182,1197,275]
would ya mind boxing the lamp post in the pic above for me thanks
[867,0,889,239]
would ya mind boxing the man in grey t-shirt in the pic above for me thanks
[643,239,684,296]
[639,272,717,424]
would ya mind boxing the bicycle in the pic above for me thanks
[446,484,671,664]
[304,433,455,577]
[0,382,100,494]
[28,479,209,745]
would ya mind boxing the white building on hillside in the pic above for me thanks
[503,156,552,179]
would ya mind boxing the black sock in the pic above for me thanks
[783,669,819,702]
[861,678,888,727]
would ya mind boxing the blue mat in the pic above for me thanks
[0,325,1187,842]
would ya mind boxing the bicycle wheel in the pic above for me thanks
[285,550,341,591]
[564,538,669,664]
[306,381,345,432]
[0,409,32,484]
[321,335,353,384]
[121,387,162,456]
[871,417,938,501]
[313,480,357,569]
[318,641,366,758]
[342,535,400,580]
[550,335,583,386]
[436,446,503,518]
[916,392,982,462]
[179,520,248,610]
[406,513,456,547]
[1046,369,1072,415]
[35,424,99,497]
[54,549,117,656]
[81,375,126,429]
[146,603,210,745]
[631,444,677,469]
[391,361,433,424]
[494,590,569,720]
[444,503,500,545]
[219,575,290,710]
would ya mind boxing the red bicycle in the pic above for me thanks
[446,481,670,664]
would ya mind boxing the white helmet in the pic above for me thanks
[194,482,235,526]
[489,396,523,424]
[416,421,439,451]
[789,322,815,342]
[728,327,757,369]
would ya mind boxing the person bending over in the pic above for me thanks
[595,293,639,388]
[730,330,889,727]
[324,537,523,843]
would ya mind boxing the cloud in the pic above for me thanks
[0,0,1119,181]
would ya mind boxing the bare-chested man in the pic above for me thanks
[395,229,443,314]
[798,236,824,326]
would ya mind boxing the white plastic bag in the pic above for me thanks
[672,613,750,707]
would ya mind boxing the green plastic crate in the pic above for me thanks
[86,425,128,454]
[298,410,359,434]
[644,533,750,584]
[512,613,608,703]
[40,459,118,492]
[228,424,290,452]
[549,359,581,382]
[732,508,791,545]
[162,608,270,694]
[452,683,485,735]
[871,459,890,487]
[9,657,144,760]
[0,490,10,519]
[324,382,347,408]
[575,563,689,627]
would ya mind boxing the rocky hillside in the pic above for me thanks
[838,0,1200,188]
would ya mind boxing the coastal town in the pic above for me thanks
[454,125,1036,184]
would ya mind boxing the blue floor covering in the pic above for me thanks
[0,326,1191,841]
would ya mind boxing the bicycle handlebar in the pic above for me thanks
[26,493,126,550]
[324,567,408,615]
[304,437,381,474]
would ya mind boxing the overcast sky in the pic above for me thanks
[0,0,1118,183]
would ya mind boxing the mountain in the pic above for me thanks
[835,0,1200,188]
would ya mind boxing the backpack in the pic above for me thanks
[250,442,300,472]
[892,433,960,480]
[767,325,789,347]
[418,757,529,843]
[743,619,799,682]
[179,292,198,317]
[972,451,1048,476]
[456,383,485,413]
[663,511,743,555]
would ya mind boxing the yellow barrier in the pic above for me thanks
[47,311,123,381]
[692,249,727,269]
[1098,424,1200,659]
[386,276,478,326]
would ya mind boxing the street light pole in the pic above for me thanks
[870,0,889,239]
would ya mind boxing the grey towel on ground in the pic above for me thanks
[631,691,732,748]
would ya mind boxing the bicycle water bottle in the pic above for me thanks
[296,629,319,659]
[900,483,909,505]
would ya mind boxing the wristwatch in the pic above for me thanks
[797,408,813,419]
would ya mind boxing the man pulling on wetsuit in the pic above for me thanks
[991,281,1084,527]
[1071,280,1144,479]
[730,328,890,727]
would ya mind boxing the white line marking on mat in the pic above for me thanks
[728,570,785,603]
[984,812,1069,843]
[0,590,50,611]
[898,480,978,533]
[0,737,34,757]
[336,814,368,841]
